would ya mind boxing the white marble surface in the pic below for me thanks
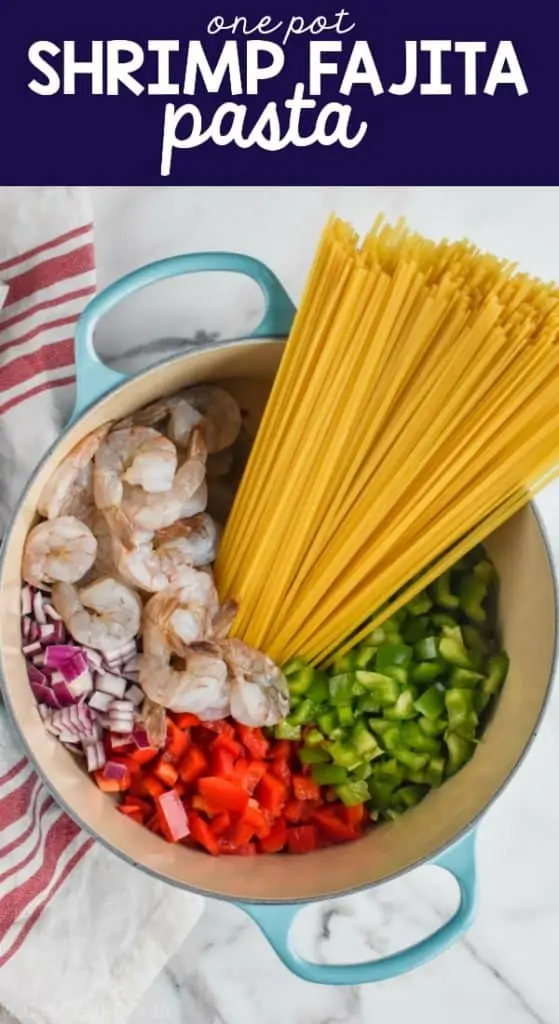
[71,189,559,1021]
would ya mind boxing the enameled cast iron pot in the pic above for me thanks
[0,253,556,985]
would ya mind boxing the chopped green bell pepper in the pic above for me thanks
[289,698,318,725]
[394,784,428,808]
[445,732,475,775]
[352,720,382,759]
[406,592,433,616]
[403,616,431,644]
[472,559,496,584]
[282,657,308,676]
[328,673,355,705]
[445,688,478,738]
[478,652,509,710]
[411,660,445,684]
[392,747,429,771]
[354,671,400,705]
[431,612,459,629]
[418,715,447,736]
[376,643,413,670]
[415,636,439,661]
[307,671,330,703]
[312,763,350,786]
[458,574,488,624]
[299,746,330,764]
[449,667,484,689]
[335,780,370,806]
[352,761,374,781]
[383,690,417,720]
[433,571,460,609]
[438,635,473,669]
[317,710,338,736]
[337,704,354,728]
[287,666,315,696]
[354,646,377,669]
[274,720,302,741]
[413,683,446,720]
[325,740,362,770]
[401,721,443,754]
[425,755,446,787]
[305,728,326,748]
[332,652,356,673]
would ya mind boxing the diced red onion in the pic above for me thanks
[29,621,40,642]
[22,617,32,640]
[86,741,106,772]
[97,714,112,730]
[51,681,78,707]
[122,655,140,674]
[132,724,151,749]
[126,685,144,708]
[32,652,45,666]
[109,718,134,735]
[103,760,128,782]
[43,645,79,670]
[22,641,42,656]
[108,699,135,713]
[109,733,133,749]
[30,680,61,708]
[21,586,32,617]
[43,602,62,621]
[83,647,103,672]
[39,623,57,643]
[33,591,46,625]
[95,673,127,698]
[87,690,113,712]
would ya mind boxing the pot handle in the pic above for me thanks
[70,252,296,421]
[236,830,476,985]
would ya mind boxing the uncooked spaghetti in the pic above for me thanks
[215,215,559,665]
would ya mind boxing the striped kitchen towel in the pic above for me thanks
[0,188,203,1024]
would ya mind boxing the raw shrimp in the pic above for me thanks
[84,508,120,579]
[94,426,178,510]
[119,428,207,532]
[219,638,289,727]
[140,633,230,718]
[141,569,220,652]
[169,386,242,454]
[22,516,97,588]
[156,513,220,568]
[115,394,186,431]
[37,425,110,520]
[51,577,142,652]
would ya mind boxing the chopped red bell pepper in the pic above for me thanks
[198,776,249,814]
[178,746,208,784]
[287,825,318,854]
[187,810,220,855]
[121,795,152,818]
[292,775,321,802]
[142,775,167,800]
[342,803,366,830]
[93,768,131,793]
[173,713,201,729]
[237,724,270,759]
[128,746,159,766]
[210,812,231,836]
[259,817,288,853]
[270,740,292,761]
[164,721,190,763]
[201,720,235,738]
[210,732,242,758]
[232,758,267,794]
[312,808,358,843]
[270,756,291,786]
[256,773,288,817]
[117,805,144,824]
[153,757,179,789]
[219,840,257,855]
[190,794,221,817]
[212,748,236,777]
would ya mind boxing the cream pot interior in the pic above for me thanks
[0,338,556,903]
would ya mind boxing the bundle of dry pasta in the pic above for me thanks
[215,215,559,665]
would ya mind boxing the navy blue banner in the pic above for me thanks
[0,0,554,184]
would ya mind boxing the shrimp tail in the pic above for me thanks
[211,598,238,639]
[141,697,167,748]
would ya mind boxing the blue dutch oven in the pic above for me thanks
[0,253,555,984]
